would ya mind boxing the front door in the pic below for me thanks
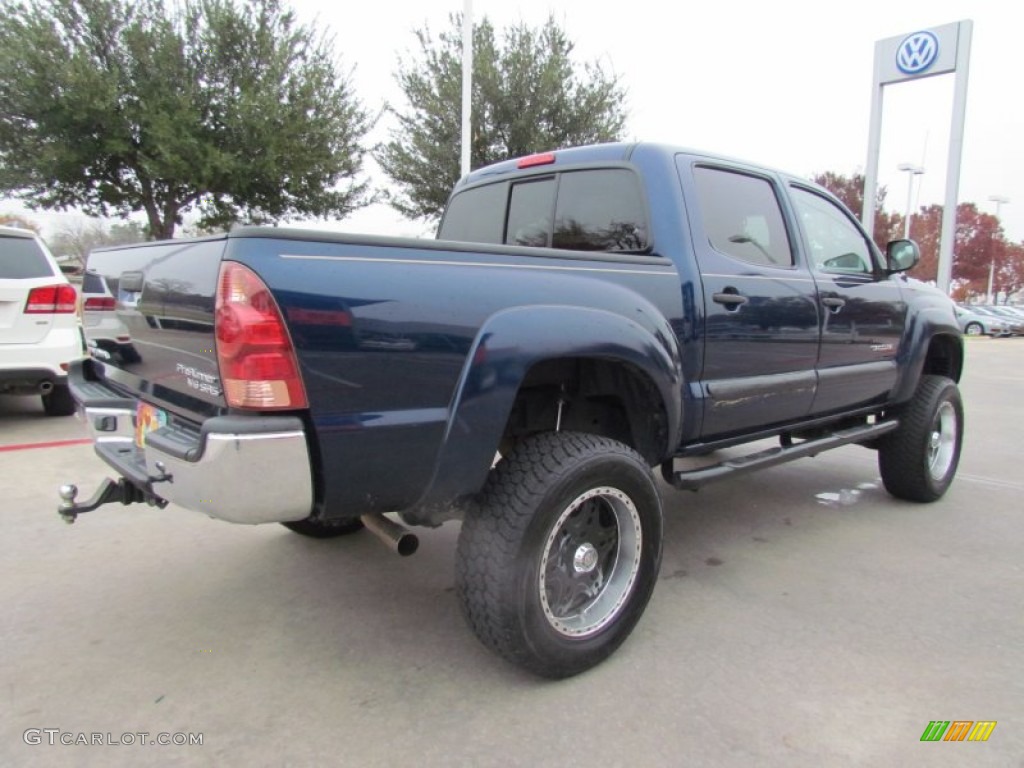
[787,185,907,414]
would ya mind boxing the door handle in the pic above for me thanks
[821,296,846,312]
[712,292,748,309]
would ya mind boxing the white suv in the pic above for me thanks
[0,226,85,415]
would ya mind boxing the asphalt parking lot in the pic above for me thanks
[2,340,1022,767]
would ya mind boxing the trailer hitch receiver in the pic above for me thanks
[57,479,163,524]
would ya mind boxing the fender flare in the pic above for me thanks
[891,308,963,403]
[415,304,683,513]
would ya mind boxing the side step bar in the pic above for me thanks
[662,420,899,491]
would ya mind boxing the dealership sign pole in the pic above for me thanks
[862,20,972,294]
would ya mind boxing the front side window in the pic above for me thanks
[692,166,793,267]
[790,187,874,275]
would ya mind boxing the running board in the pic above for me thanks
[662,420,900,491]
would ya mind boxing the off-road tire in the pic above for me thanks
[42,383,76,417]
[456,432,663,678]
[878,375,963,502]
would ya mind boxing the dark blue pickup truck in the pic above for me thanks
[62,142,964,677]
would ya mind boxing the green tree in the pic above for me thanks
[379,14,628,221]
[0,0,373,239]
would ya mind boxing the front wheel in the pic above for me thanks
[963,322,983,337]
[878,375,963,502]
[456,432,663,678]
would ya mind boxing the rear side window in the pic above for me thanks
[692,166,793,267]
[439,168,649,253]
[0,236,54,278]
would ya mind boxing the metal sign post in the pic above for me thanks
[862,20,973,294]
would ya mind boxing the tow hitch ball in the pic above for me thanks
[57,479,158,524]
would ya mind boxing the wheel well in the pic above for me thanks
[922,334,963,382]
[500,358,669,465]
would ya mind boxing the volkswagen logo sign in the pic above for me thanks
[897,31,939,75]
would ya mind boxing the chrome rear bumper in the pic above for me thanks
[70,364,313,525]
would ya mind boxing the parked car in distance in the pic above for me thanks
[977,305,1024,335]
[955,306,1007,337]
[0,225,84,414]
[966,305,1023,336]
[80,270,141,364]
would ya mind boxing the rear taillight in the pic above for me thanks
[84,296,116,311]
[215,262,307,410]
[25,284,77,314]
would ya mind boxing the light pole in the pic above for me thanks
[897,163,925,239]
[460,0,473,178]
[986,195,1009,304]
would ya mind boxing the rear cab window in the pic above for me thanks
[439,168,649,254]
[0,235,55,279]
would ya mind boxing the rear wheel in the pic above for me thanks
[878,375,963,502]
[281,516,364,538]
[964,322,983,336]
[42,383,76,417]
[456,432,662,678]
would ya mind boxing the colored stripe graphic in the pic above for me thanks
[968,722,997,742]
[921,720,997,742]
[944,722,973,741]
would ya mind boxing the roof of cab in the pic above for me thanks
[456,141,828,200]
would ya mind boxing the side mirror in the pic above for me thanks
[886,239,920,273]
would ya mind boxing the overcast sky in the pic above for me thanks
[291,0,1024,242]
[5,0,1022,245]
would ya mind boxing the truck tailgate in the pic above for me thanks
[84,237,227,419]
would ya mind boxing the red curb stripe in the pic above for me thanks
[0,438,93,453]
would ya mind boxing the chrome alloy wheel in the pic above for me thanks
[928,401,958,481]
[538,487,642,638]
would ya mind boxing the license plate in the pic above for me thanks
[135,402,168,448]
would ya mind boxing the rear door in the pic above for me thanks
[787,185,907,414]
[679,160,820,438]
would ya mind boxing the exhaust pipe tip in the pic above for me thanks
[360,513,419,557]
[39,380,54,395]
